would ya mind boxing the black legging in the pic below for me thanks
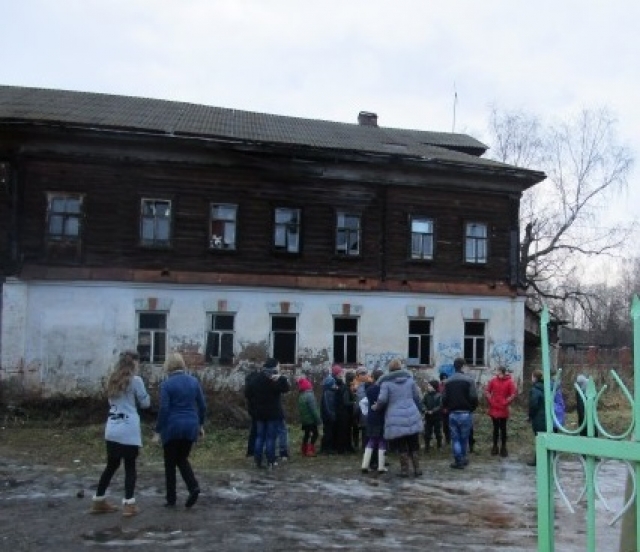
[163,439,199,504]
[96,440,139,499]
[302,424,319,445]
[491,417,508,447]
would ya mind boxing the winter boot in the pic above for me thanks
[90,496,118,514]
[361,447,373,473]
[377,449,388,473]
[301,443,310,457]
[410,452,422,477]
[436,438,442,450]
[307,443,317,457]
[491,444,499,456]
[500,444,508,458]
[122,498,138,517]
[399,452,410,477]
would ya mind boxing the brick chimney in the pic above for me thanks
[357,111,378,127]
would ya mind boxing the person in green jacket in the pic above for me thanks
[298,377,322,457]
[527,369,546,466]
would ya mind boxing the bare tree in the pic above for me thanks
[487,106,635,318]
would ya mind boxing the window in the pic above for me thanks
[333,317,358,364]
[408,319,432,365]
[464,321,486,366]
[336,212,361,256]
[271,315,297,364]
[205,313,234,364]
[411,217,434,260]
[465,222,488,264]
[274,208,300,253]
[140,199,171,247]
[46,194,83,241]
[137,312,167,363]
[209,204,237,250]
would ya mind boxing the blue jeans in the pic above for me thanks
[449,411,473,464]
[276,418,289,457]
[254,420,279,466]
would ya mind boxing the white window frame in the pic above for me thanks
[464,320,486,366]
[410,216,434,260]
[46,193,83,241]
[270,314,298,364]
[205,312,235,364]
[140,198,172,247]
[137,311,168,364]
[336,212,361,256]
[465,222,488,264]
[209,203,237,250]
[333,316,359,364]
[274,207,300,253]
[407,318,433,365]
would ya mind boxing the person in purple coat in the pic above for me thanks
[155,352,207,509]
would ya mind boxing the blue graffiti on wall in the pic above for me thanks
[489,341,522,369]
[365,352,402,373]
[436,341,462,377]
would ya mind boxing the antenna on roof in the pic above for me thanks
[452,82,458,133]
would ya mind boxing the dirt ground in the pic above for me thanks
[0,434,628,552]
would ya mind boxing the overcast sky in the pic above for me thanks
[2,0,638,278]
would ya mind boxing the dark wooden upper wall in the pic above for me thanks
[5,129,523,288]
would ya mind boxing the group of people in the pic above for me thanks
[91,351,206,516]
[90,350,588,515]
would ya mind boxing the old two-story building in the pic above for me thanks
[0,85,545,395]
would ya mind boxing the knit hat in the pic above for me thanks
[429,379,440,390]
[331,364,343,377]
[264,358,279,370]
[297,378,313,392]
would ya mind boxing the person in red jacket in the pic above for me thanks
[485,366,517,457]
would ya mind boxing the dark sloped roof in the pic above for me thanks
[0,85,539,175]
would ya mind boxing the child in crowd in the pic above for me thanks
[297,377,321,457]
[422,379,443,452]
[91,351,150,516]
[361,369,388,474]
[485,366,517,457]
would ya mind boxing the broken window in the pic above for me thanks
[274,208,300,253]
[209,204,237,250]
[464,320,486,366]
[333,317,358,364]
[137,312,167,364]
[410,217,434,260]
[140,199,171,247]
[271,315,297,364]
[336,212,361,256]
[465,222,488,264]
[46,193,83,241]
[205,313,235,364]
[407,319,432,365]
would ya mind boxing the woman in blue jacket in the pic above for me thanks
[155,352,207,508]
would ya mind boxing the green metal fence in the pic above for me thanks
[536,295,640,551]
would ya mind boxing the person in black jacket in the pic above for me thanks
[243,367,260,457]
[245,358,290,469]
[442,358,478,469]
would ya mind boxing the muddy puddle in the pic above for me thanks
[0,453,627,551]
